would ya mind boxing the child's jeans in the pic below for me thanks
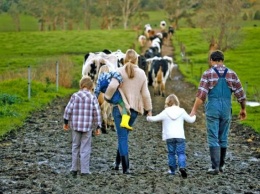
[166,138,186,173]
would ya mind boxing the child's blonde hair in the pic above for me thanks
[79,76,93,90]
[165,93,180,108]
[98,65,110,77]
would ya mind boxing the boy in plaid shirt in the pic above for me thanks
[63,76,102,177]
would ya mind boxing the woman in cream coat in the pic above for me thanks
[105,49,152,174]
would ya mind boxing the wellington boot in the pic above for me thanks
[207,147,220,175]
[220,148,227,173]
[113,149,121,170]
[120,114,133,130]
[121,155,130,174]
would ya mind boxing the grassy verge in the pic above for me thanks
[0,79,76,137]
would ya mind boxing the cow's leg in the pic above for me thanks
[101,121,108,134]
[101,109,108,134]
[153,81,156,96]
[161,83,166,97]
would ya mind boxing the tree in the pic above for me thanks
[82,0,95,30]
[254,10,260,20]
[93,0,121,30]
[119,0,140,29]
[163,0,195,29]
[20,0,49,31]
[8,0,21,31]
[94,0,143,30]
[198,0,244,51]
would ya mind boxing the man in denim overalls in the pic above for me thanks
[190,50,247,175]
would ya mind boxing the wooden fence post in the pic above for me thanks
[56,61,59,92]
[28,66,31,100]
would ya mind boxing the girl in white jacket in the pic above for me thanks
[147,94,196,178]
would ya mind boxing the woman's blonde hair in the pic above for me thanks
[165,93,180,108]
[124,49,138,79]
[79,76,93,90]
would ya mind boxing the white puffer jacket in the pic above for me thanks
[147,106,196,141]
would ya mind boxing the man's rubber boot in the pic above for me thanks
[207,146,220,175]
[220,147,227,173]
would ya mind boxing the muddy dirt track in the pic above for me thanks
[0,35,259,194]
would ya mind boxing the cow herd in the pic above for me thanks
[81,21,177,133]
[139,21,177,97]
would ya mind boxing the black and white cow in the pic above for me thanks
[152,37,162,53]
[144,24,152,38]
[138,55,148,76]
[138,35,147,47]
[82,49,125,83]
[144,46,161,59]
[147,56,178,97]
[168,26,174,41]
[160,21,167,31]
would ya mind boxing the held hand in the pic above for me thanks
[239,109,247,120]
[63,124,69,131]
[147,110,152,116]
[190,110,196,117]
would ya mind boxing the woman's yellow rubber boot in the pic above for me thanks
[120,114,133,130]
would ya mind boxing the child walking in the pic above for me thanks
[63,76,102,177]
[94,64,133,130]
[146,93,196,178]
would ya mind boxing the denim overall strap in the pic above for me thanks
[213,67,228,78]
[205,67,232,148]
[208,68,230,99]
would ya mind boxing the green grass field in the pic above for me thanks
[0,13,259,138]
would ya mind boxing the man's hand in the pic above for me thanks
[239,109,247,120]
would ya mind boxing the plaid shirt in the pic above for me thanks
[196,64,246,103]
[63,89,102,132]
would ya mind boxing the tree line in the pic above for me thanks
[0,0,259,51]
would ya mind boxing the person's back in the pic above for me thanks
[147,93,196,178]
[63,76,102,177]
[190,50,246,175]
[147,94,196,140]
[104,49,152,174]
[160,105,195,140]
[105,49,152,115]
[116,65,150,114]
